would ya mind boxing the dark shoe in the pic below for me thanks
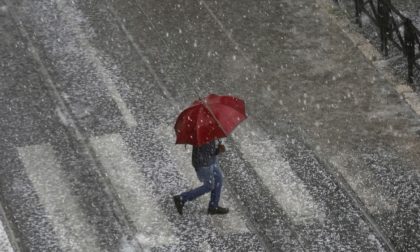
[208,207,229,215]
[173,195,184,215]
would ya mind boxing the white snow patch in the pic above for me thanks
[233,121,326,224]
[330,155,397,213]
[118,236,137,252]
[26,0,137,128]
[104,79,137,128]
[56,107,70,127]
[368,234,386,252]
[18,144,100,252]
[403,92,420,115]
[367,105,406,121]
[90,134,178,249]
[0,219,13,252]
[198,241,212,252]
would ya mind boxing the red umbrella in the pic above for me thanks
[175,94,247,146]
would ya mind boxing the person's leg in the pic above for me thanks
[180,165,214,203]
[207,163,229,214]
[180,184,211,202]
[209,163,223,208]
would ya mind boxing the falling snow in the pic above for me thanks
[0,0,419,251]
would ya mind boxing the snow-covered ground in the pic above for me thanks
[0,218,13,252]
[1,0,420,251]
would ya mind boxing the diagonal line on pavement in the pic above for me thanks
[17,144,100,252]
[2,1,144,250]
[90,133,178,250]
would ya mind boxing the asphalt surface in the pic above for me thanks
[1,0,420,251]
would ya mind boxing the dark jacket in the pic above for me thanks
[192,140,219,169]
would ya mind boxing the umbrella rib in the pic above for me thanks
[196,106,203,145]
[208,102,244,114]
[201,99,228,138]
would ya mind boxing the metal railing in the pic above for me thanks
[345,0,420,90]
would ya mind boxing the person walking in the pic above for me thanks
[173,140,229,215]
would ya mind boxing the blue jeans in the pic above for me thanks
[180,162,223,208]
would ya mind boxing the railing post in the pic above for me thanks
[354,0,363,27]
[404,18,415,86]
[377,0,390,56]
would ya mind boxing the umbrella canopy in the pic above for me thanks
[175,94,247,146]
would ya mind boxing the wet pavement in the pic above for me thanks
[1,0,420,251]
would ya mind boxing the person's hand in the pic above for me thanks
[218,144,226,153]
